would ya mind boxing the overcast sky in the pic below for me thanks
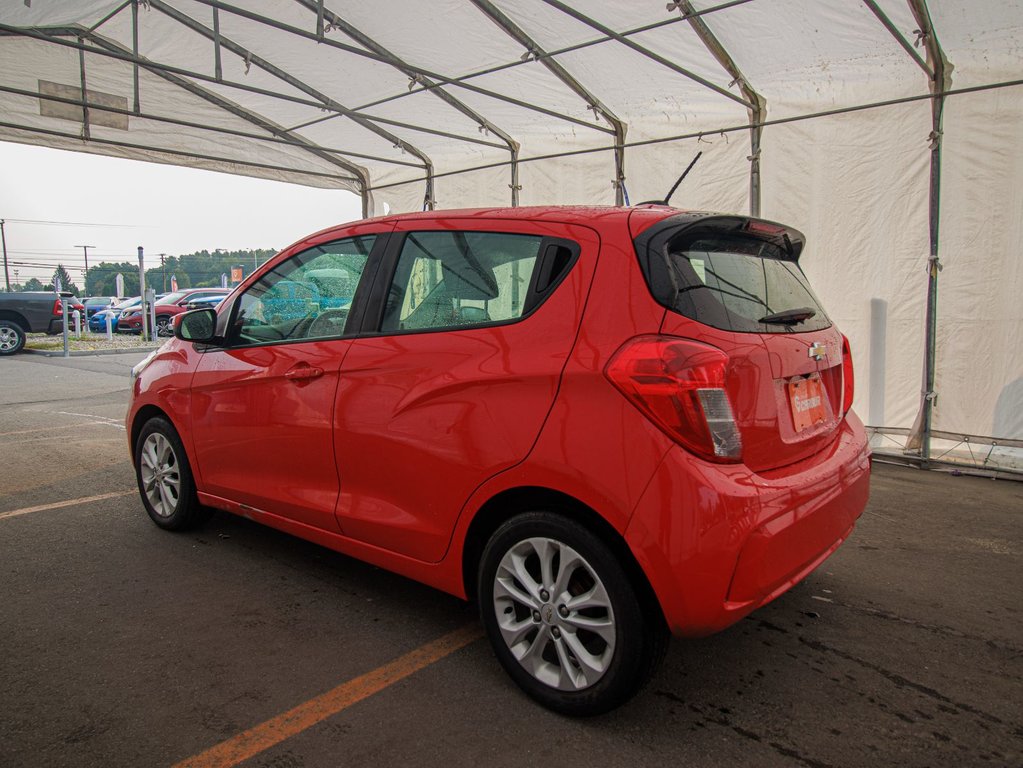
[0,140,362,288]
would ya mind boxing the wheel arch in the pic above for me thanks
[130,404,184,464]
[460,486,666,627]
[0,310,30,331]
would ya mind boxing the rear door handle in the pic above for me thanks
[284,365,324,381]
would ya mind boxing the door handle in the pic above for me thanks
[284,365,324,381]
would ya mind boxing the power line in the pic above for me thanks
[1,217,150,228]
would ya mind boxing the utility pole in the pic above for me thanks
[159,253,167,292]
[75,245,95,294]
[1,219,10,291]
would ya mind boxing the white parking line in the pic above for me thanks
[0,491,135,522]
[56,411,125,428]
[0,422,107,438]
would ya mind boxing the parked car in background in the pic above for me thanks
[83,296,121,318]
[90,297,143,333]
[128,206,870,715]
[120,288,230,336]
[183,295,226,312]
[0,291,85,355]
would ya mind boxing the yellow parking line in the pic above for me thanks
[172,623,484,768]
[0,490,136,521]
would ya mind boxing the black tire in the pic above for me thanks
[478,512,668,716]
[155,315,172,337]
[134,416,211,531]
[0,320,26,356]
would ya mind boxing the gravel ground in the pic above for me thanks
[24,332,162,353]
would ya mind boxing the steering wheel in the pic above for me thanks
[305,308,350,338]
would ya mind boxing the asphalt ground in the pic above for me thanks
[1,351,1020,768]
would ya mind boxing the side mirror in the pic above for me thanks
[174,308,218,343]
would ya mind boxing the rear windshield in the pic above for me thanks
[655,232,831,334]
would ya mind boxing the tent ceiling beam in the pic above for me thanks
[365,77,1022,193]
[290,109,508,150]
[184,0,612,136]
[0,119,360,185]
[145,0,435,209]
[82,29,372,184]
[469,0,626,204]
[0,23,499,154]
[0,84,421,168]
[540,0,753,109]
[676,0,765,216]
[87,0,132,33]
[861,0,933,78]
[147,1,431,166]
[352,0,755,115]
[293,0,517,150]
[292,0,521,206]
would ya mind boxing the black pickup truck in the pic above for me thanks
[0,292,84,355]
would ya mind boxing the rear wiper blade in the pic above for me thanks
[759,307,816,325]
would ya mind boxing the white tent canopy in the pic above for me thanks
[1,1,1021,468]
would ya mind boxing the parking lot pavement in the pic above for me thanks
[1,353,1021,768]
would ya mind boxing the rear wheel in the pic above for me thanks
[0,320,26,356]
[478,512,667,716]
[134,416,211,530]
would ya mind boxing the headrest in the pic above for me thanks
[440,261,499,301]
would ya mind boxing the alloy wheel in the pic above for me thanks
[0,326,19,352]
[139,432,180,517]
[493,536,616,691]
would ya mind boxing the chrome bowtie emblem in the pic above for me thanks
[808,342,826,361]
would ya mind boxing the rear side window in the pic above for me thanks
[380,231,575,334]
[655,232,831,334]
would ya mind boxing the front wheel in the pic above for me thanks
[134,416,211,530]
[478,512,667,716]
[0,320,26,355]
[155,315,173,337]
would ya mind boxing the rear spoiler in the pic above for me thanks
[633,212,805,262]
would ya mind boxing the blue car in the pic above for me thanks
[89,297,140,332]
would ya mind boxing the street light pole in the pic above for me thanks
[75,244,95,293]
[1,219,10,291]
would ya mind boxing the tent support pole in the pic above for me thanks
[905,0,951,464]
[677,0,765,215]
[470,0,627,204]
[212,6,223,81]
[131,0,140,113]
[510,146,521,206]
[77,36,90,140]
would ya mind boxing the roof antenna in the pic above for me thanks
[636,151,703,206]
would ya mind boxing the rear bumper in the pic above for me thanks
[625,411,871,637]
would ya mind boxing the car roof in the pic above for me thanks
[295,205,682,248]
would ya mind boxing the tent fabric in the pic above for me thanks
[1,0,1021,456]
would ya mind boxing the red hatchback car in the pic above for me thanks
[127,206,870,714]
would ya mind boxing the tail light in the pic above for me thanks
[52,299,63,316]
[605,336,742,463]
[841,333,854,416]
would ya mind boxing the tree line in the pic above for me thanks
[5,249,277,296]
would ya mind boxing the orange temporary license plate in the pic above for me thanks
[788,374,827,432]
